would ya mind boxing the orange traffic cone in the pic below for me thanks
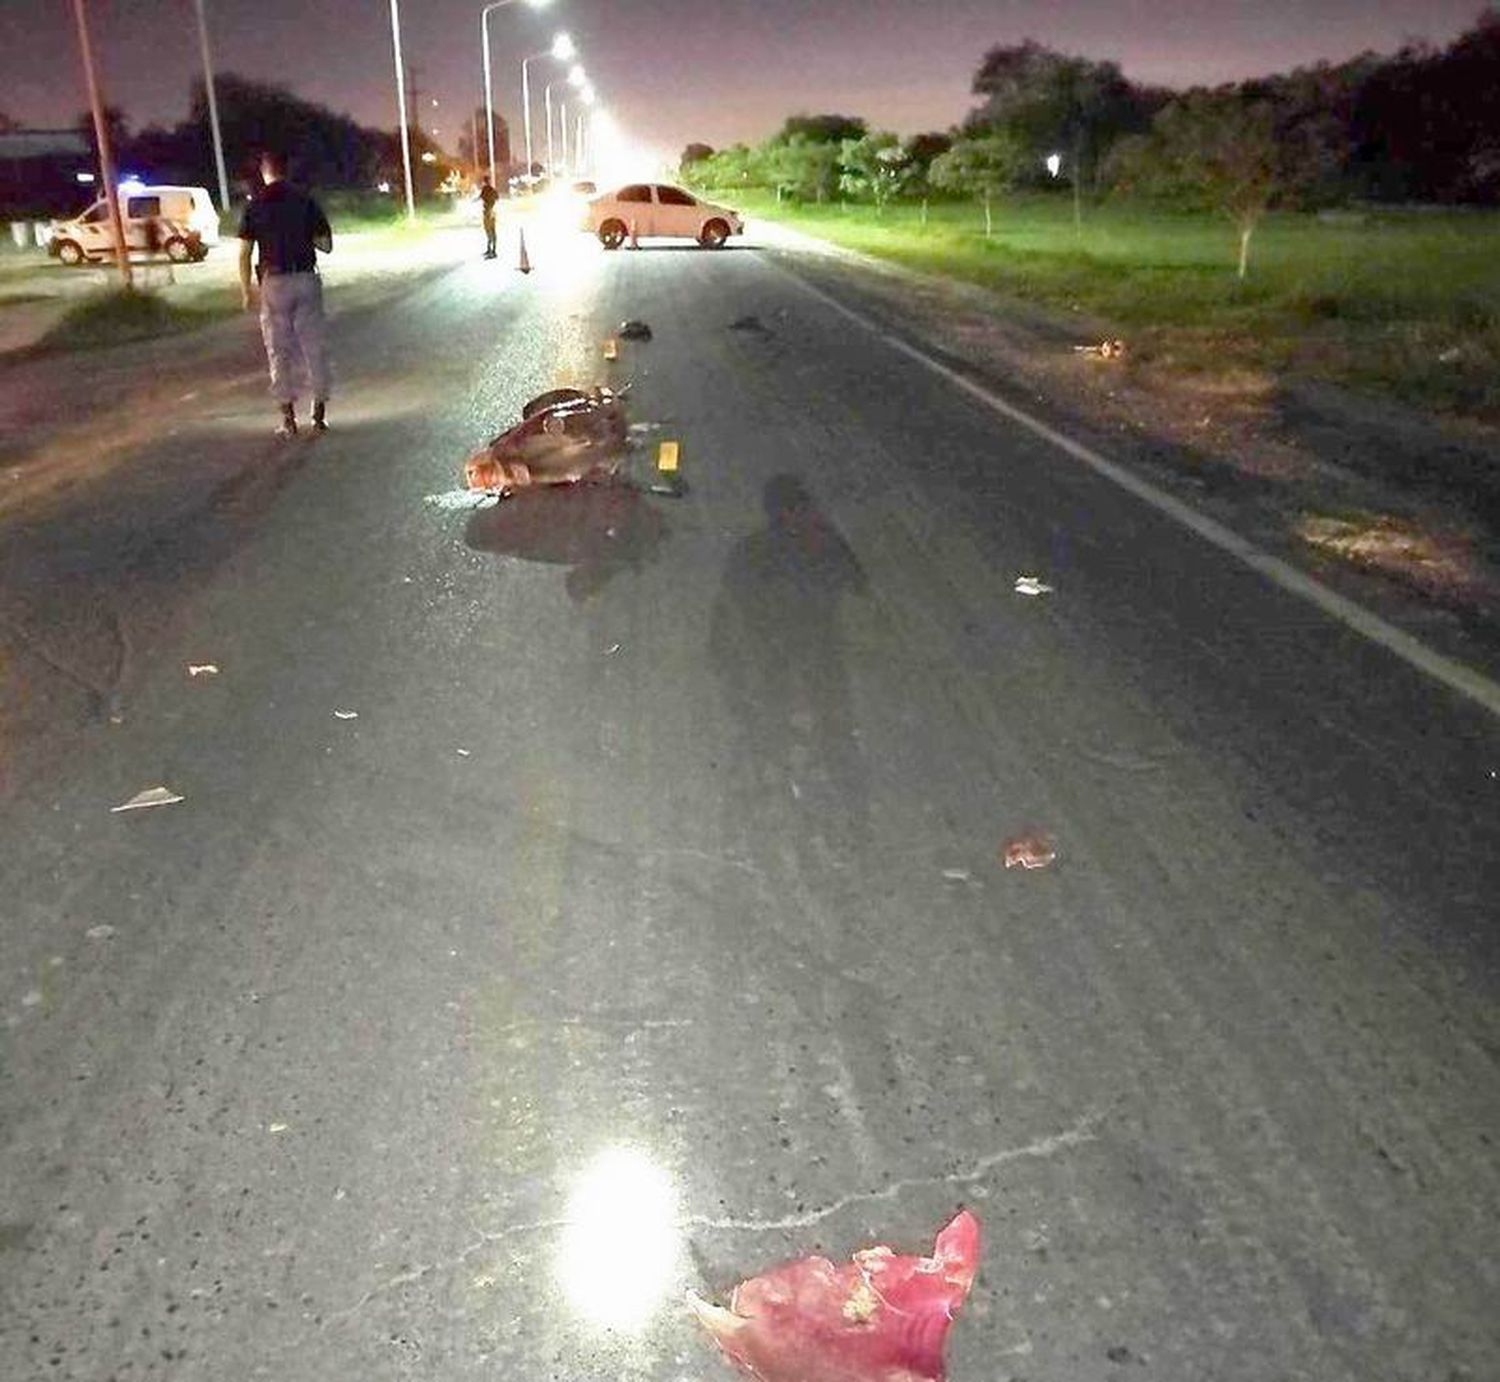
[517,227,532,275]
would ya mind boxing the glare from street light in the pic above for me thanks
[567,64,585,86]
[551,31,575,60]
[581,84,596,104]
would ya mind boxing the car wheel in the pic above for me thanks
[699,219,730,249]
[164,237,194,263]
[599,220,627,250]
[56,240,84,266]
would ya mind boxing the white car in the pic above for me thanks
[47,184,220,265]
[583,183,743,249]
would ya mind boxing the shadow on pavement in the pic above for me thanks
[709,474,871,860]
[463,481,670,601]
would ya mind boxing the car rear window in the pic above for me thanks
[655,186,696,206]
[617,185,651,203]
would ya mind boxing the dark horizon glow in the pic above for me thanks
[2,1,1486,164]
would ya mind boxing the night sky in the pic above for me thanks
[3,1,1485,162]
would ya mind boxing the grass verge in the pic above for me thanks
[728,192,1500,423]
[36,288,234,354]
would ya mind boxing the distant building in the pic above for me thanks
[0,130,94,219]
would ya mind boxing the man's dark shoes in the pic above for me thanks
[311,400,328,433]
[275,403,298,439]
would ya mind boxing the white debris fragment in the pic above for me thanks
[1014,576,1054,597]
[606,643,622,655]
[268,1123,289,1134]
[86,924,116,940]
[424,489,500,511]
[456,748,472,757]
[942,868,972,882]
[187,663,220,677]
[333,710,359,721]
[111,786,185,813]
[21,990,42,1007]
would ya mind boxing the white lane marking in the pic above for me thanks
[774,263,1500,720]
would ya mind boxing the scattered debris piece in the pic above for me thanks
[628,421,664,435]
[657,440,680,474]
[425,489,500,511]
[1003,834,1057,870]
[1106,1345,1139,1365]
[111,786,184,813]
[333,709,359,721]
[1014,575,1054,596]
[456,748,472,757]
[187,663,219,678]
[690,1210,980,1382]
[465,386,629,494]
[1437,346,1463,364]
[603,338,619,361]
[618,319,652,340]
[86,924,115,940]
[1075,339,1127,359]
[22,990,43,1007]
[268,1123,289,1134]
[606,643,622,655]
[942,868,972,882]
[729,314,771,334]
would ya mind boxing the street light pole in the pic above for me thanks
[388,0,417,220]
[560,98,568,176]
[521,57,534,178]
[191,0,231,214]
[544,83,554,177]
[67,0,131,289]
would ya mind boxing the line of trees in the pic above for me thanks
[683,6,1500,276]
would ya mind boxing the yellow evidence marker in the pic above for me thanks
[603,338,618,361]
[657,440,680,473]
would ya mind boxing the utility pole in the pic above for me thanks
[388,0,416,220]
[68,0,131,288]
[192,0,230,214]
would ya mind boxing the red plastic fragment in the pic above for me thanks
[690,1210,981,1382]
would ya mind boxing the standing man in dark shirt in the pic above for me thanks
[238,150,333,437]
[478,176,499,259]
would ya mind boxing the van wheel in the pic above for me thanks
[599,220,627,250]
[56,240,84,266]
[165,237,194,263]
[699,219,730,249]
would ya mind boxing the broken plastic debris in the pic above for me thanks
[333,709,359,720]
[268,1123,288,1134]
[464,386,629,494]
[603,338,619,361]
[456,748,471,757]
[690,1209,980,1382]
[606,643,622,655]
[425,489,500,511]
[618,319,653,340]
[1013,576,1053,596]
[1075,339,1126,359]
[1002,834,1057,870]
[187,663,219,677]
[86,924,116,940]
[111,786,185,813]
[942,868,972,882]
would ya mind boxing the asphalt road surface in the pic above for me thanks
[2,230,1498,1382]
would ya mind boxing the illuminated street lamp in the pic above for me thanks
[479,0,549,188]
[67,0,130,288]
[388,0,417,219]
[521,32,575,181]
